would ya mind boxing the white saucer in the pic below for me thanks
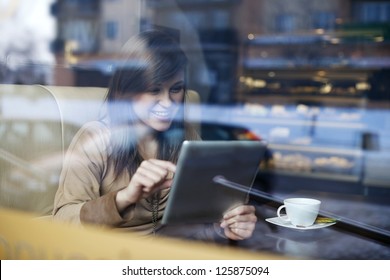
[265,216,336,230]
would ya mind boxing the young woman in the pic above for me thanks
[53,30,256,241]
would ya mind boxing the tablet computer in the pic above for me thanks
[161,140,267,225]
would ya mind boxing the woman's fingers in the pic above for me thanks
[148,158,177,172]
[223,205,256,219]
[224,226,255,240]
[221,206,256,226]
[137,159,176,182]
[116,159,176,212]
[131,159,176,195]
[220,205,257,240]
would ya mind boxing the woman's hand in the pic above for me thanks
[220,205,257,240]
[116,159,176,212]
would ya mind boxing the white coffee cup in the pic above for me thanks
[277,198,321,227]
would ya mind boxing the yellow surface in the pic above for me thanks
[0,208,285,260]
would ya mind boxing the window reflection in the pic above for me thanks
[0,0,389,259]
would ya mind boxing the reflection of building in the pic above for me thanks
[55,0,241,103]
[236,0,390,104]
[146,0,241,103]
[56,0,101,53]
[55,0,142,55]
[101,0,142,53]
[0,0,56,85]
[54,0,390,103]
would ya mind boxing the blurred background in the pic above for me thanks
[0,0,389,257]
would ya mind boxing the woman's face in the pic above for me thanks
[131,71,185,132]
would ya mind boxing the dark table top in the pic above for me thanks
[158,191,390,260]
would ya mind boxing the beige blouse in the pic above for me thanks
[52,121,202,236]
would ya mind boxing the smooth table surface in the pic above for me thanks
[158,192,390,260]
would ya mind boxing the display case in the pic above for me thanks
[235,103,390,195]
[266,143,363,182]
[235,34,390,193]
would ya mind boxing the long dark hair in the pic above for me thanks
[103,30,188,177]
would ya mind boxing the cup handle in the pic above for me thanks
[277,205,288,220]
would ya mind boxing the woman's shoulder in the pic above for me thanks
[62,120,112,177]
[71,120,111,149]
[79,120,110,134]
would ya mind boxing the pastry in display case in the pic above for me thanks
[313,156,355,174]
[270,151,312,172]
[266,144,361,180]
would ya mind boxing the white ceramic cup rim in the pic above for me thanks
[284,198,321,205]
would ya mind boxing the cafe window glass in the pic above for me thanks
[275,14,297,33]
[355,2,390,22]
[312,11,336,30]
[1,0,389,260]
[106,21,118,40]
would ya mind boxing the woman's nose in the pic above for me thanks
[159,91,173,107]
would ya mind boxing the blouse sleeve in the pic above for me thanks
[52,121,129,227]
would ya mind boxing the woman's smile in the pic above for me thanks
[150,108,172,120]
[147,103,180,131]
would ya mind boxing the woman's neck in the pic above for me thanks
[137,133,158,160]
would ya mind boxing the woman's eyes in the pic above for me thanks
[148,86,184,95]
[170,86,184,93]
[150,88,161,95]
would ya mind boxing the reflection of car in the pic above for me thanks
[0,118,80,215]
[72,59,140,87]
[199,121,274,194]
[200,122,261,141]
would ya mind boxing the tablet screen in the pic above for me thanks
[162,140,267,225]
